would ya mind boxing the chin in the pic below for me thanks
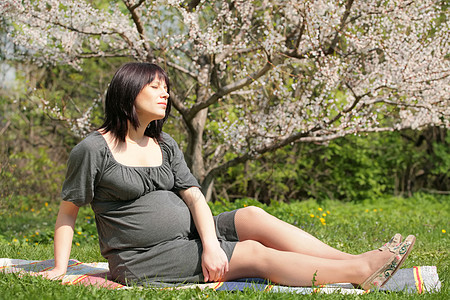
[155,113,166,120]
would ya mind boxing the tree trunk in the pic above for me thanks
[183,61,212,199]
[184,107,208,182]
[201,175,214,203]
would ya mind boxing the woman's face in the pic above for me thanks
[134,76,169,122]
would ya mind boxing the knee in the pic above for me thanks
[236,240,268,263]
[235,206,270,239]
[241,239,265,253]
[240,206,267,219]
[234,240,270,275]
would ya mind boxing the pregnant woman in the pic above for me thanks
[42,62,415,290]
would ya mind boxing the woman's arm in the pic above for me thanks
[40,200,79,279]
[180,187,229,282]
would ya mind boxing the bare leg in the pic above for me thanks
[235,206,357,260]
[224,240,393,287]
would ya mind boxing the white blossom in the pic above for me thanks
[1,0,448,155]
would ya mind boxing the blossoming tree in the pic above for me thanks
[1,0,448,199]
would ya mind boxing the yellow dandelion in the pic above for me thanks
[45,202,48,207]
[289,213,294,217]
[320,218,326,223]
[322,213,327,217]
[13,238,18,242]
[365,209,369,213]
[243,204,248,207]
[310,214,315,218]
[26,239,29,242]
[76,242,80,246]
[379,208,383,212]
[373,209,377,212]
[442,229,446,234]
[326,211,330,215]
[35,243,38,245]
[318,207,323,212]
[35,231,40,236]
[31,208,35,212]
[77,231,82,235]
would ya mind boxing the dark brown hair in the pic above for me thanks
[99,62,171,142]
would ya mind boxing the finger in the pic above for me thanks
[214,269,221,282]
[28,271,40,278]
[209,267,219,282]
[202,266,209,282]
[216,267,224,282]
[34,272,51,279]
[224,261,229,274]
[39,272,64,281]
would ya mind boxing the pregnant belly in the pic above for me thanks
[96,190,197,251]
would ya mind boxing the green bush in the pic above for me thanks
[0,148,66,208]
[214,128,449,203]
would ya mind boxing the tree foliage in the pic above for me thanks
[1,0,448,200]
[0,59,125,206]
[215,128,449,203]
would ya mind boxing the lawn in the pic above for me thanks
[0,193,448,299]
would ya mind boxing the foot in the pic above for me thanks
[365,248,395,274]
[359,235,416,290]
[357,233,402,259]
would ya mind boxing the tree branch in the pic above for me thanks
[30,14,137,52]
[183,0,201,12]
[324,0,354,55]
[185,59,278,121]
[202,124,410,187]
[78,52,132,58]
[123,0,153,60]
[130,0,146,10]
[31,15,112,36]
[170,92,188,115]
[156,57,198,79]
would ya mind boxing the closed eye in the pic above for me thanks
[150,83,167,92]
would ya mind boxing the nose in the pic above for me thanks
[161,89,169,99]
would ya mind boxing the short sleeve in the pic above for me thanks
[163,133,200,191]
[61,134,106,207]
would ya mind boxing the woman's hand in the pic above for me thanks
[180,187,229,282]
[34,201,78,282]
[35,267,66,281]
[201,241,229,282]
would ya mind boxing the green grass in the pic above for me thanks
[0,193,448,299]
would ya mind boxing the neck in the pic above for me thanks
[126,121,150,144]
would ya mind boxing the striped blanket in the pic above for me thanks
[0,258,441,294]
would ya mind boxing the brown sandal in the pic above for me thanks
[360,235,415,290]
[388,235,416,280]
[378,233,402,252]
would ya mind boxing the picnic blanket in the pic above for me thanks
[0,258,441,294]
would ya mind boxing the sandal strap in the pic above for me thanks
[379,233,402,252]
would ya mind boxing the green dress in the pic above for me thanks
[61,131,238,286]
